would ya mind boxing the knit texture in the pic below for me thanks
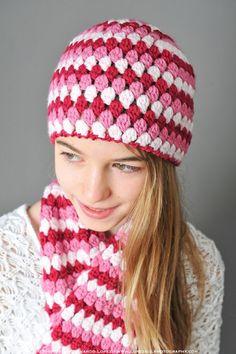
[47,18,196,166]
[36,179,135,353]
[0,204,225,353]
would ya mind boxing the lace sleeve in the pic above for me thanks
[0,208,50,354]
[186,223,225,354]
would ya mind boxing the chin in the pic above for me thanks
[80,218,114,232]
[78,214,124,235]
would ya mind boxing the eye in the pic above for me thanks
[60,152,141,173]
[114,163,141,173]
[60,152,81,162]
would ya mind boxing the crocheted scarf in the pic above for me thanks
[36,179,135,353]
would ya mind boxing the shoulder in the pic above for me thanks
[0,203,41,295]
[0,201,40,237]
[186,221,225,279]
[0,204,29,235]
[184,221,225,299]
[185,222,225,353]
[0,203,42,297]
[0,204,40,258]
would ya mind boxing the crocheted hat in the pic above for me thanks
[47,18,196,166]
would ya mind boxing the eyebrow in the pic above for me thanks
[56,140,146,162]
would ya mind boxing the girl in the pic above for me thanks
[0,18,225,353]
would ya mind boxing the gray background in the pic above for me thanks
[0,0,235,352]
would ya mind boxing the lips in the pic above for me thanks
[76,199,118,219]
[84,205,111,211]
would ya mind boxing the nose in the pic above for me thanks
[82,165,111,205]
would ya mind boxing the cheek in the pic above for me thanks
[114,174,145,202]
[55,158,75,195]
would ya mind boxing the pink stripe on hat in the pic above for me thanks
[47,19,196,166]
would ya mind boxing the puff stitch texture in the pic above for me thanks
[47,19,196,166]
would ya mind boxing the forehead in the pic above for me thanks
[55,137,141,157]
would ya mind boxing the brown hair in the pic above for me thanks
[118,146,206,351]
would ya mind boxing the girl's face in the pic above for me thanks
[55,137,147,236]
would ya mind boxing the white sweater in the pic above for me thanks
[0,204,225,354]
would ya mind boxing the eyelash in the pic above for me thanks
[60,152,141,173]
